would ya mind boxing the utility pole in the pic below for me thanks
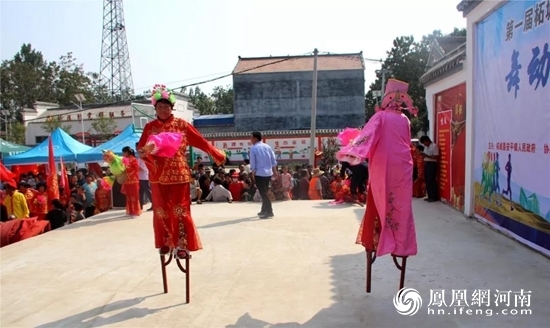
[309,48,319,166]
[376,68,391,98]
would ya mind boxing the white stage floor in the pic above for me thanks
[1,200,549,328]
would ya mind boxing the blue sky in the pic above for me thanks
[1,0,466,95]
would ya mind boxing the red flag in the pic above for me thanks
[60,157,71,199]
[47,136,59,206]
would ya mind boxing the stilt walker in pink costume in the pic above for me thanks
[336,79,418,293]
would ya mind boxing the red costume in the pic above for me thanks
[121,156,141,216]
[32,191,48,221]
[95,188,112,213]
[138,115,225,253]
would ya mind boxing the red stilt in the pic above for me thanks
[392,255,408,290]
[159,249,191,303]
[365,249,376,293]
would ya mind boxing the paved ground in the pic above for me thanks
[1,200,549,328]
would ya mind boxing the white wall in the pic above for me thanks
[462,0,505,217]
[26,117,140,146]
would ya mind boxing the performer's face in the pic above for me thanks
[155,102,172,120]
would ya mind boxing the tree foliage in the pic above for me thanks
[320,138,340,168]
[365,28,466,136]
[42,116,72,134]
[0,44,113,126]
[188,85,233,115]
[90,116,117,139]
[5,121,26,145]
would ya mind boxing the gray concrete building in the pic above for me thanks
[231,52,366,132]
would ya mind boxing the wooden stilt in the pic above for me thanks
[176,253,192,304]
[159,249,191,303]
[392,255,408,290]
[160,252,173,293]
[365,249,376,293]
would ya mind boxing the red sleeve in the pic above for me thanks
[186,123,226,165]
[137,122,154,167]
[137,122,152,150]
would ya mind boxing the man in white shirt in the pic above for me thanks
[420,136,440,202]
[205,177,233,202]
[136,142,153,211]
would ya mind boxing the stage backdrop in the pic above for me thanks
[474,0,550,255]
[434,84,467,211]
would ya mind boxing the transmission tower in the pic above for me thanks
[99,0,134,102]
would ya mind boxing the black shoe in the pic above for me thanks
[259,212,274,219]
[257,211,265,216]
[147,207,153,211]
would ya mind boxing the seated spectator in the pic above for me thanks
[190,174,203,204]
[70,202,86,223]
[228,172,243,201]
[241,179,256,202]
[205,177,233,202]
[46,199,68,230]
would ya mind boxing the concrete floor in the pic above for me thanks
[1,200,549,328]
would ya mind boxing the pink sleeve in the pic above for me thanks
[336,111,383,165]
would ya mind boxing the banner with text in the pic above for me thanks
[436,109,451,203]
[473,0,550,254]
[435,84,467,211]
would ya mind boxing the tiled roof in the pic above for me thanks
[420,43,466,85]
[456,0,483,16]
[26,102,154,123]
[194,114,234,120]
[233,53,365,74]
[435,36,466,54]
[202,129,343,139]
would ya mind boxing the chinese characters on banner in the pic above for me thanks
[504,0,550,98]
[213,140,253,162]
[435,84,467,211]
[474,0,550,255]
[264,137,312,161]
[436,107,451,204]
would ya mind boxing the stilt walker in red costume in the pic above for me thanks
[137,84,225,302]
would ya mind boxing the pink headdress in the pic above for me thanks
[151,84,177,106]
[374,79,418,116]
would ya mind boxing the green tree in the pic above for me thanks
[188,86,215,115]
[211,85,234,114]
[1,44,117,127]
[5,121,26,145]
[320,138,340,168]
[90,116,117,139]
[364,28,464,135]
[42,116,72,134]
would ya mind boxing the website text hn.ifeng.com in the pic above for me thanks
[427,307,532,316]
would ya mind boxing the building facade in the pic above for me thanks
[24,94,195,146]
[231,53,366,132]
[453,0,550,256]
[421,36,467,212]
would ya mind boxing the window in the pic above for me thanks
[140,117,148,128]
[35,136,48,144]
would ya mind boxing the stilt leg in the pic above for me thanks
[365,249,376,293]
[392,255,408,290]
[160,253,173,294]
[176,252,192,304]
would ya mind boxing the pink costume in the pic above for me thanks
[336,79,418,292]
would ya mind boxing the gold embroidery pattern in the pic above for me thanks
[173,204,188,250]
[155,206,175,248]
